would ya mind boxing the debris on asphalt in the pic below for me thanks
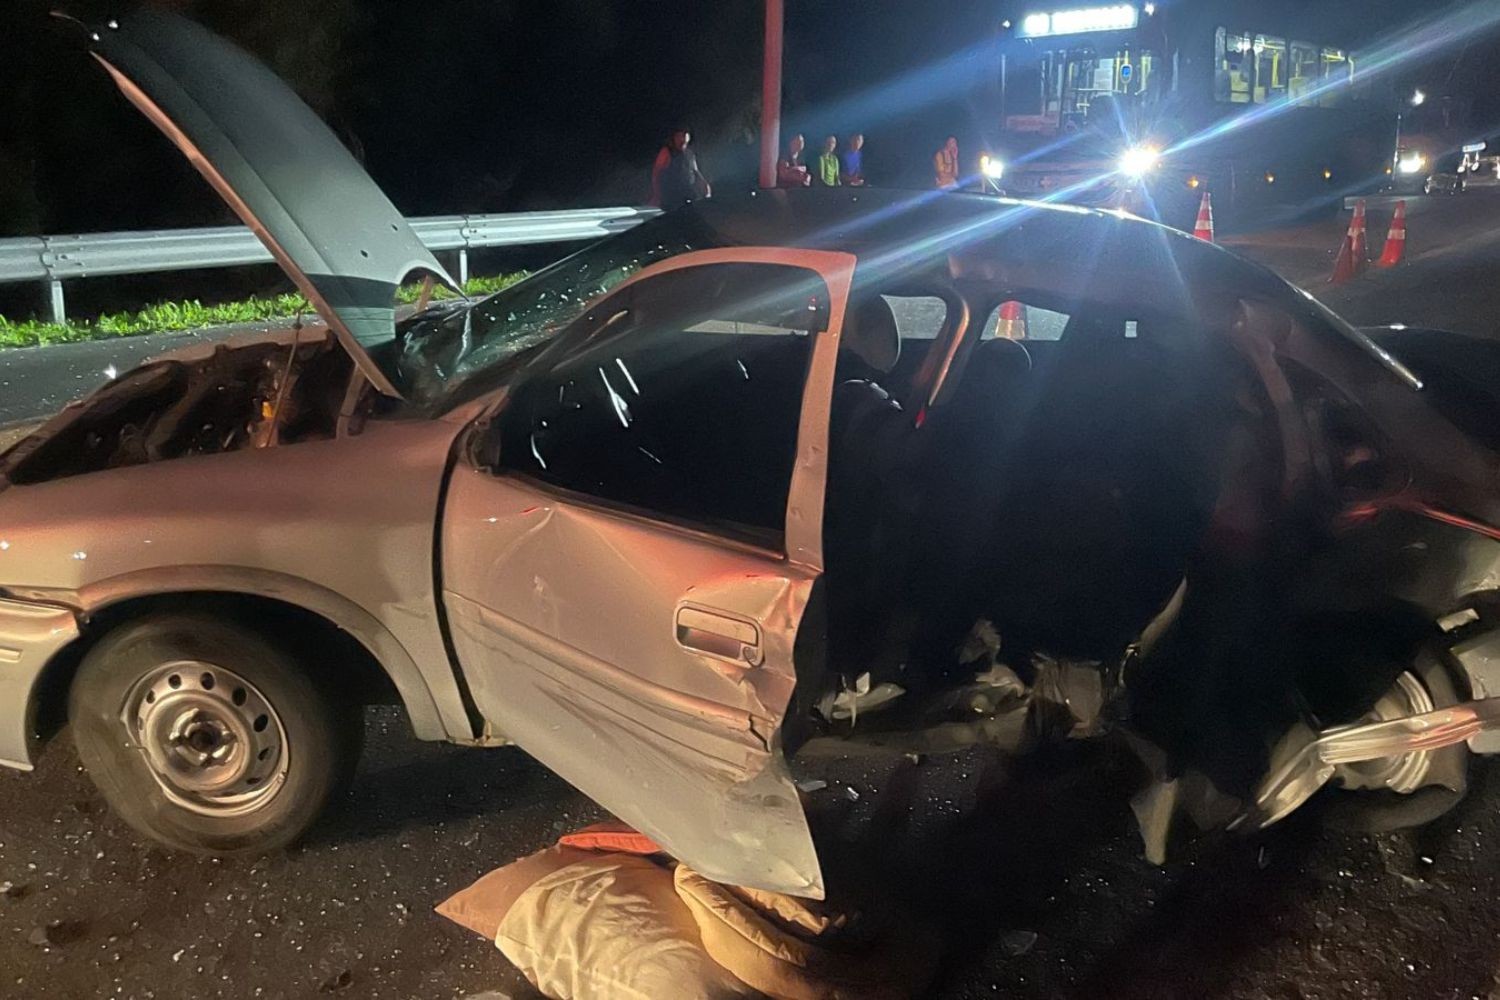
[796,778,829,793]
[959,618,1003,666]
[26,920,82,949]
[1030,653,1105,738]
[318,969,354,993]
[0,880,26,900]
[1131,777,1180,866]
[817,671,906,725]
[845,785,861,801]
[1000,929,1039,957]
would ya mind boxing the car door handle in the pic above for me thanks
[675,606,763,666]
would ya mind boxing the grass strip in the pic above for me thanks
[0,272,525,348]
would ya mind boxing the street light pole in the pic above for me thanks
[759,0,784,189]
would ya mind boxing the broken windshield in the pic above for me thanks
[395,210,721,409]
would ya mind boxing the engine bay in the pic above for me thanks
[0,331,358,490]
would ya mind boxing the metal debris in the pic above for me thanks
[318,969,354,993]
[959,618,1003,666]
[816,672,905,725]
[1131,777,1180,865]
[1000,929,1039,957]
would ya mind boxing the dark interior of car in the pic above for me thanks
[494,262,823,537]
[820,281,1252,715]
[488,258,1287,784]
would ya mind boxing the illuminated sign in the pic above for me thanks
[1017,4,1139,38]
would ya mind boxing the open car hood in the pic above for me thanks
[74,10,458,398]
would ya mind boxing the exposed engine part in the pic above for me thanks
[0,332,357,490]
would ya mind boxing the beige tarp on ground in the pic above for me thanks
[493,852,753,1000]
[438,825,935,1000]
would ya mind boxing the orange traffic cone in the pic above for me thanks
[995,300,1027,339]
[1192,192,1215,242]
[1329,199,1369,284]
[1375,200,1407,268]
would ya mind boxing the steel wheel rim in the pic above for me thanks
[122,660,290,817]
[1334,670,1436,794]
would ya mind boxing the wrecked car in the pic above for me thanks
[3,11,1500,895]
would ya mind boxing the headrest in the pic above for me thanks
[842,296,901,374]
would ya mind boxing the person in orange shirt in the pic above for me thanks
[934,135,960,190]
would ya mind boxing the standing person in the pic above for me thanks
[816,135,841,186]
[934,135,960,190]
[649,129,710,207]
[776,133,813,188]
[842,133,866,187]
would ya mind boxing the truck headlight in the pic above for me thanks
[1397,152,1427,175]
[1119,145,1160,178]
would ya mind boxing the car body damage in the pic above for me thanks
[0,327,360,492]
[8,8,1500,891]
[442,471,824,896]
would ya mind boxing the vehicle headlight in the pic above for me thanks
[980,155,1006,180]
[1397,152,1427,175]
[1119,145,1160,178]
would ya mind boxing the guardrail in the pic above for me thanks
[0,207,660,323]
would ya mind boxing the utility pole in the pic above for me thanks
[759,0,784,189]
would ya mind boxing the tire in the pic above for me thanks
[69,613,362,855]
[1322,652,1470,834]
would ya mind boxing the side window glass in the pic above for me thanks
[880,295,947,343]
[496,262,831,537]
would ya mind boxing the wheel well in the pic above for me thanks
[33,591,400,746]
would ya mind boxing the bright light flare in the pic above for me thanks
[980,155,1006,180]
[1398,152,1428,174]
[1411,89,1427,106]
[1119,145,1161,177]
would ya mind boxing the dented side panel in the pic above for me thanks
[442,469,823,896]
[439,247,855,897]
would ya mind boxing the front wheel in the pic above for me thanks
[70,613,362,855]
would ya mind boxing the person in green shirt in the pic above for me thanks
[816,135,841,187]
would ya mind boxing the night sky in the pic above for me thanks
[4,0,1498,240]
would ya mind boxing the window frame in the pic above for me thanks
[478,247,857,571]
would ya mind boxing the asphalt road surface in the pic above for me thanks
[5,190,1500,999]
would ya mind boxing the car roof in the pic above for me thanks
[663,187,1289,308]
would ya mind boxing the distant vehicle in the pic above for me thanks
[989,1,1397,227]
[6,13,1500,891]
[1391,96,1490,195]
